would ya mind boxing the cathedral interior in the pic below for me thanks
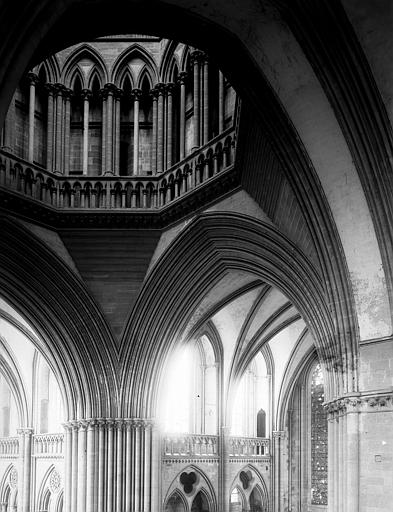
[0,1,392,512]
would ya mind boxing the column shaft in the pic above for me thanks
[77,424,87,512]
[63,90,72,174]
[71,426,78,512]
[86,423,95,512]
[114,93,121,174]
[193,54,200,149]
[46,86,55,171]
[101,93,107,173]
[116,422,123,512]
[203,58,209,144]
[106,89,114,172]
[28,75,37,162]
[157,85,165,173]
[82,91,91,175]
[219,71,225,133]
[151,90,158,173]
[64,426,72,512]
[106,423,114,511]
[55,87,63,172]
[179,74,186,160]
[97,423,105,512]
[166,84,174,168]
[132,89,142,175]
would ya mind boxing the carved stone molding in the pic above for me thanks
[324,392,393,417]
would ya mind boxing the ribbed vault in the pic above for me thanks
[120,212,358,418]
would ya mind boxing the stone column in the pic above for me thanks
[132,88,142,176]
[166,83,175,168]
[63,424,73,512]
[100,88,107,174]
[116,419,124,512]
[77,421,88,512]
[63,88,72,175]
[17,427,33,512]
[202,55,209,144]
[156,83,165,173]
[219,71,225,133]
[97,420,106,512]
[86,421,96,512]
[27,73,39,162]
[272,430,285,512]
[104,84,117,174]
[45,84,56,171]
[191,50,202,150]
[178,71,187,160]
[81,89,92,175]
[150,88,158,174]
[219,426,230,512]
[54,84,65,172]
[114,87,122,175]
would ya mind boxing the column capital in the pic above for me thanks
[44,83,56,96]
[272,430,285,439]
[190,49,204,64]
[63,87,74,100]
[149,87,158,100]
[166,82,176,95]
[177,71,188,85]
[155,82,166,96]
[27,72,40,85]
[17,427,34,436]
[80,88,92,101]
[324,391,393,415]
[131,88,143,100]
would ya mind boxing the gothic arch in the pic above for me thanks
[136,66,154,90]
[120,212,353,417]
[0,331,29,427]
[36,55,60,84]
[0,465,18,508]
[62,44,108,88]
[36,465,63,512]
[111,44,159,87]
[164,465,217,512]
[0,217,117,419]
[164,489,188,512]
[160,40,181,82]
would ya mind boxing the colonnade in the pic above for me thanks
[4,49,229,177]
[62,419,160,512]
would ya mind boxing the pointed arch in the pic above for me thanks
[0,464,14,503]
[0,334,29,428]
[69,67,84,91]
[36,464,63,512]
[62,44,108,88]
[164,489,188,512]
[160,39,181,82]
[180,46,192,72]
[137,65,153,90]
[36,56,60,84]
[87,66,105,90]
[111,44,159,87]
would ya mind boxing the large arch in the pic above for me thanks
[0,216,117,419]
[120,212,357,418]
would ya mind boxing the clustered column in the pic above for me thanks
[17,427,33,512]
[325,398,360,512]
[63,418,158,512]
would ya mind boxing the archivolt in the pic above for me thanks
[120,212,353,417]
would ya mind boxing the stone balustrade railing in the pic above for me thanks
[0,127,236,211]
[163,434,219,457]
[0,437,19,457]
[228,436,270,457]
[33,433,64,457]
